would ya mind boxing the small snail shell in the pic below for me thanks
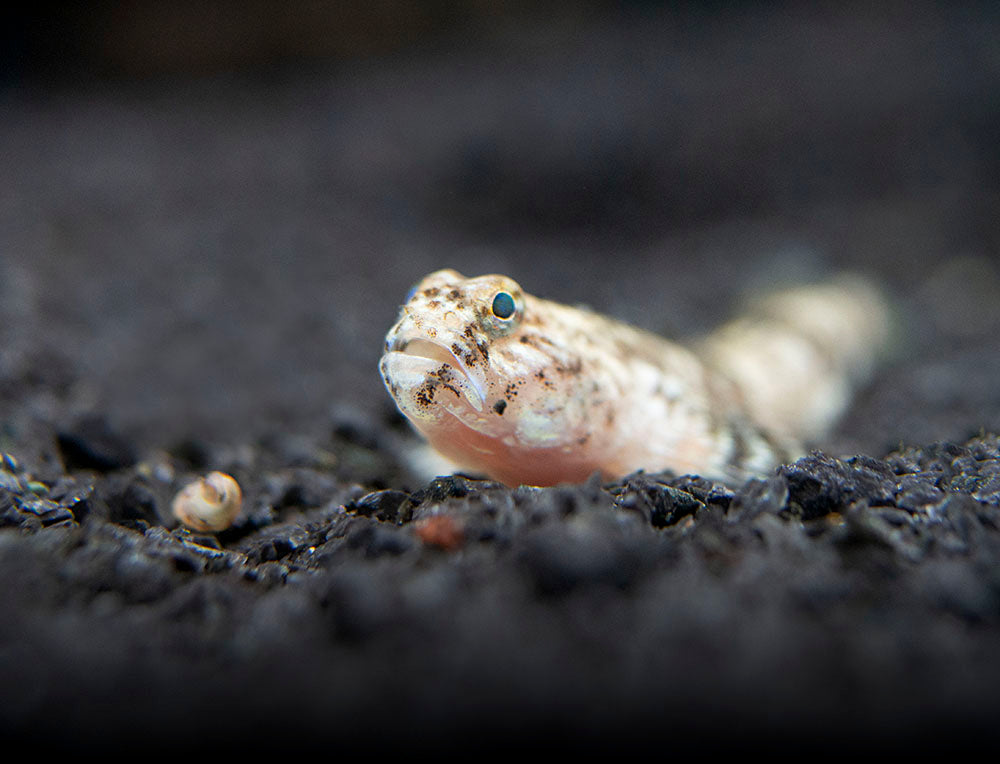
[171,471,242,532]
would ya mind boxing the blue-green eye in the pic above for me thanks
[491,291,516,319]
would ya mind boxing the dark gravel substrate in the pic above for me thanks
[2,3,1000,753]
[3,437,1000,752]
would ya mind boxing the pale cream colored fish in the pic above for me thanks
[380,269,891,487]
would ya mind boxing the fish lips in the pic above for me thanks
[381,337,487,414]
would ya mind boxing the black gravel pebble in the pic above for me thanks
[56,415,137,473]
[347,489,415,523]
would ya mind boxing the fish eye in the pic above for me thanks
[491,291,517,320]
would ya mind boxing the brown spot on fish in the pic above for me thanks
[493,400,507,415]
[430,365,455,382]
[554,358,583,377]
[415,386,435,407]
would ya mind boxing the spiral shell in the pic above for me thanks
[171,471,242,532]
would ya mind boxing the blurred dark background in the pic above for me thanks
[1,0,999,466]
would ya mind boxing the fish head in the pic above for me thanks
[380,269,602,484]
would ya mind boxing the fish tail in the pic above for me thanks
[699,274,893,444]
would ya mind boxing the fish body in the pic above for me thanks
[380,269,890,487]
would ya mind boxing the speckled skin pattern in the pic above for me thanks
[380,269,891,486]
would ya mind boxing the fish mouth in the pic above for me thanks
[393,338,459,367]
[383,337,486,412]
